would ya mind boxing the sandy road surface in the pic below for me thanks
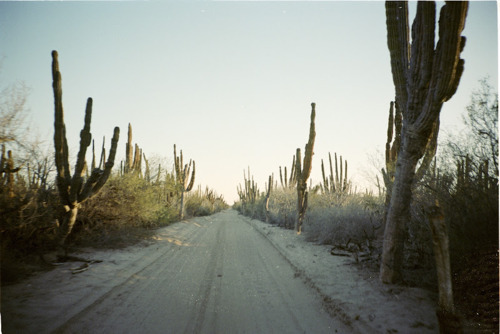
[2,210,350,333]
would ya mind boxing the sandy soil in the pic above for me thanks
[2,210,352,334]
[242,213,440,333]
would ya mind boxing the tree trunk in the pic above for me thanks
[380,147,419,283]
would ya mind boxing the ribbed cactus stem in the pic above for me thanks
[99,136,106,169]
[52,50,120,247]
[320,152,350,195]
[265,174,272,223]
[125,123,133,173]
[381,1,468,285]
[295,103,316,234]
[174,144,195,219]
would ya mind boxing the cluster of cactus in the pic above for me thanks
[236,167,259,212]
[295,103,316,234]
[320,152,350,195]
[51,50,120,247]
[0,144,21,198]
[194,185,226,211]
[279,155,296,189]
[122,123,143,176]
[174,144,195,220]
[456,155,496,193]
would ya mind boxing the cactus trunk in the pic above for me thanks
[174,144,195,220]
[381,1,468,284]
[51,50,120,248]
[295,103,316,234]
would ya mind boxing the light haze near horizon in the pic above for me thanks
[1,1,497,203]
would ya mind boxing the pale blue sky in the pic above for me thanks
[1,1,497,203]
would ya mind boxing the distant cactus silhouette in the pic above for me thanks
[279,155,296,189]
[320,152,350,195]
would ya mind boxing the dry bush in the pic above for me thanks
[79,174,170,230]
[305,193,383,252]
[267,187,296,229]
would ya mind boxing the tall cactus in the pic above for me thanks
[381,2,468,284]
[295,103,316,234]
[174,144,195,220]
[52,50,120,247]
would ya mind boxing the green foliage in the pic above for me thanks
[80,174,169,228]
[185,187,229,217]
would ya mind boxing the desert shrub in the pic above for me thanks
[185,194,211,217]
[79,174,168,229]
[267,187,296,228]
[305,193,383,251]
[184,189,229,218]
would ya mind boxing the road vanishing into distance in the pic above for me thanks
[3,210,350,334]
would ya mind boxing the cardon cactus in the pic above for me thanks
[124,123,142,175]
[295,103,316,234]
[174,144,195,220]
[52,50,119,248]
[279,155,296,189]
[320,152,350,195]
[381,1,468,286]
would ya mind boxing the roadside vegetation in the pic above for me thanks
[234,3,497,332]
[0,52,228,284]
[234,79,498,331]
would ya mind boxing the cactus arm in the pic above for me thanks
[92,126,120,192]
[69,97,93,203]
[186,160,195,192]
[78,126,119,201]
[386,101,395,165]
[415,119,440,183]
[125,123,133,173]
[52,50,71,202]
[91,140,96,171]
[301,103,316,182]
[321,159,327,192]
[99,136,106,169]
[385,1,410,111]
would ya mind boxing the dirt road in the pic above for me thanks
[2,210,350,333]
